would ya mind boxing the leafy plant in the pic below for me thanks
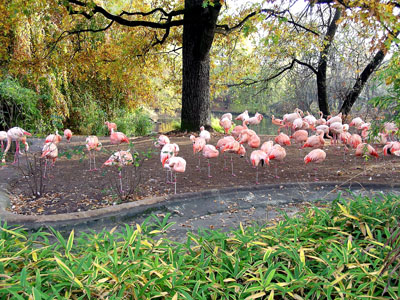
[1,193,399,298]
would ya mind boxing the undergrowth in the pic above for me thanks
[0,193,399,299]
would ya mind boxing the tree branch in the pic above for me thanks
[293,58,318,74]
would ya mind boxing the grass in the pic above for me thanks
[0,193,399,299]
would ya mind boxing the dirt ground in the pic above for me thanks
[3,131,400,215]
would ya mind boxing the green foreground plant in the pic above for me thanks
[0,193,399,299]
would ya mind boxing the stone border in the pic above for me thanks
[1,180,399,230]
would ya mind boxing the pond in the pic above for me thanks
[154,112,276,135]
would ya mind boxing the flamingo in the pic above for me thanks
[304,149,326,181]
[105,121,117,133]
[231,120,248,140]
[283,108,303,133]
[247,112,263,133]
[355,143,378,158]
[154,135,170,148]
[383,142,400,156]
[103,150,134,193]
[222,140,245,176]
[290,130,308,148]
[110,128,129,148]
[271,115,286,133]
[349,117,364,128]
[274,133,291,146]
[220,113,233,121]
[190,135,206,169]
[250,150,269,184]
[316,111,326,125]
[86,136,102,171]
[329,122,343,145]
[349,134,362,149]
[2,127,32,164]
[219,117,233,135]
[315,125,331,139]
[235,110,249,122]
[0,131,7,152]
[339,131,352,160]
[200,126,211,142]
[268,144,286,178]
[384,122,399,141]
[41,142,58,178]
[161,143,178,183]
[260,141,274,155]
[302,130,325,149]
[304,112,317,129]
[163,157,186,194]
[202,144,219,178]
[45,130,62,144]
[326,112,342,126]
[216,136,235,169]
[64,129,73,143]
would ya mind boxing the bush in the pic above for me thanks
[211,115,227,133]
[1,193,399,299]
[113,108,153,137]
[0,77,45,131]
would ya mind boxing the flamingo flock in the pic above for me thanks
[1,111,399,195]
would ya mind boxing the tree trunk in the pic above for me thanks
[339,49,386,116]
[181,0,221,131]
[316,7,341,118]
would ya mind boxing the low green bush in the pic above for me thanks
[113,108,153,137]
[1,193,399,299]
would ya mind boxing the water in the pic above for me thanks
[154,112,276,135]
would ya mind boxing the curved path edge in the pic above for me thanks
[1,182,399,230]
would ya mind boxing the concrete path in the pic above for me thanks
[1,180,399,241]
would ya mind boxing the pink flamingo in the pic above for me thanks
[250,150,269,184]
[303,112,317,128]
[326,112,342,126]
[349,134,362,149]
[302,130,325,149]
[41,142,58,178]
[161,143,178,183]
[154,134,170,149]
[304,149,326,181]
[316,111,326,125]
[221,113,233,121]
[222,140,246,176]
[86,136,102,171]
[64,129,73,143]
[349,117,364,128]
[164,157,186,194]
[290,130,308,148]
[2,127,32,164]
[235,110,249,122]
[315,125,331,138]
[383,142,400,156]
[200,126,211,142]
[105,121,117,134]
[216,136,235,169]
[190,135,206,169]
[384,122,398,141]
[231,120,249,140]
[271,115,286,133]
[219,117,233,135]
[355,143,379,158]
[45,130,62,144]
[103,150,133,193]
[329,122,343,145]
[268,144,286,178]
[0,131,7,152]
[261,141,274,155]
[247,112,263,133]
[339,131,352,160]
[202,144,219,178]
[274,133,291,146]
[110,128,129,148]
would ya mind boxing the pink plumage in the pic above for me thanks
[304,149,326,164]
[274,133,291,146]
[355,143,378,158]
[110,128,129,145]
[64,129,73,143]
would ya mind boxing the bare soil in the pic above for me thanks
[3,132,400,215]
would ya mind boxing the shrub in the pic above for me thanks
[211,115,226,133]
[113,108,153,137]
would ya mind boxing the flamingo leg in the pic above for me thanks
[197,153,201,170]
[223,153,227,170]
[231,154,236,177]
[93,152,97,171]
[314,167,319,181]
[207,159,212,178]
[1,141,3,153]
[119,170,123,194]
[44,159,48,178]
[174,172,177,194]
[13,141,20,164]
[88,150,92,171]
[256,166,259,185]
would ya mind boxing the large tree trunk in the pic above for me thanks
[339,49,386,116]
[181,0,221,131]
[316,7,341,118]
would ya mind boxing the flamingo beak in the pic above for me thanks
[162,156,168,167]
[24,131,32,136]
[41,150,50,158]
